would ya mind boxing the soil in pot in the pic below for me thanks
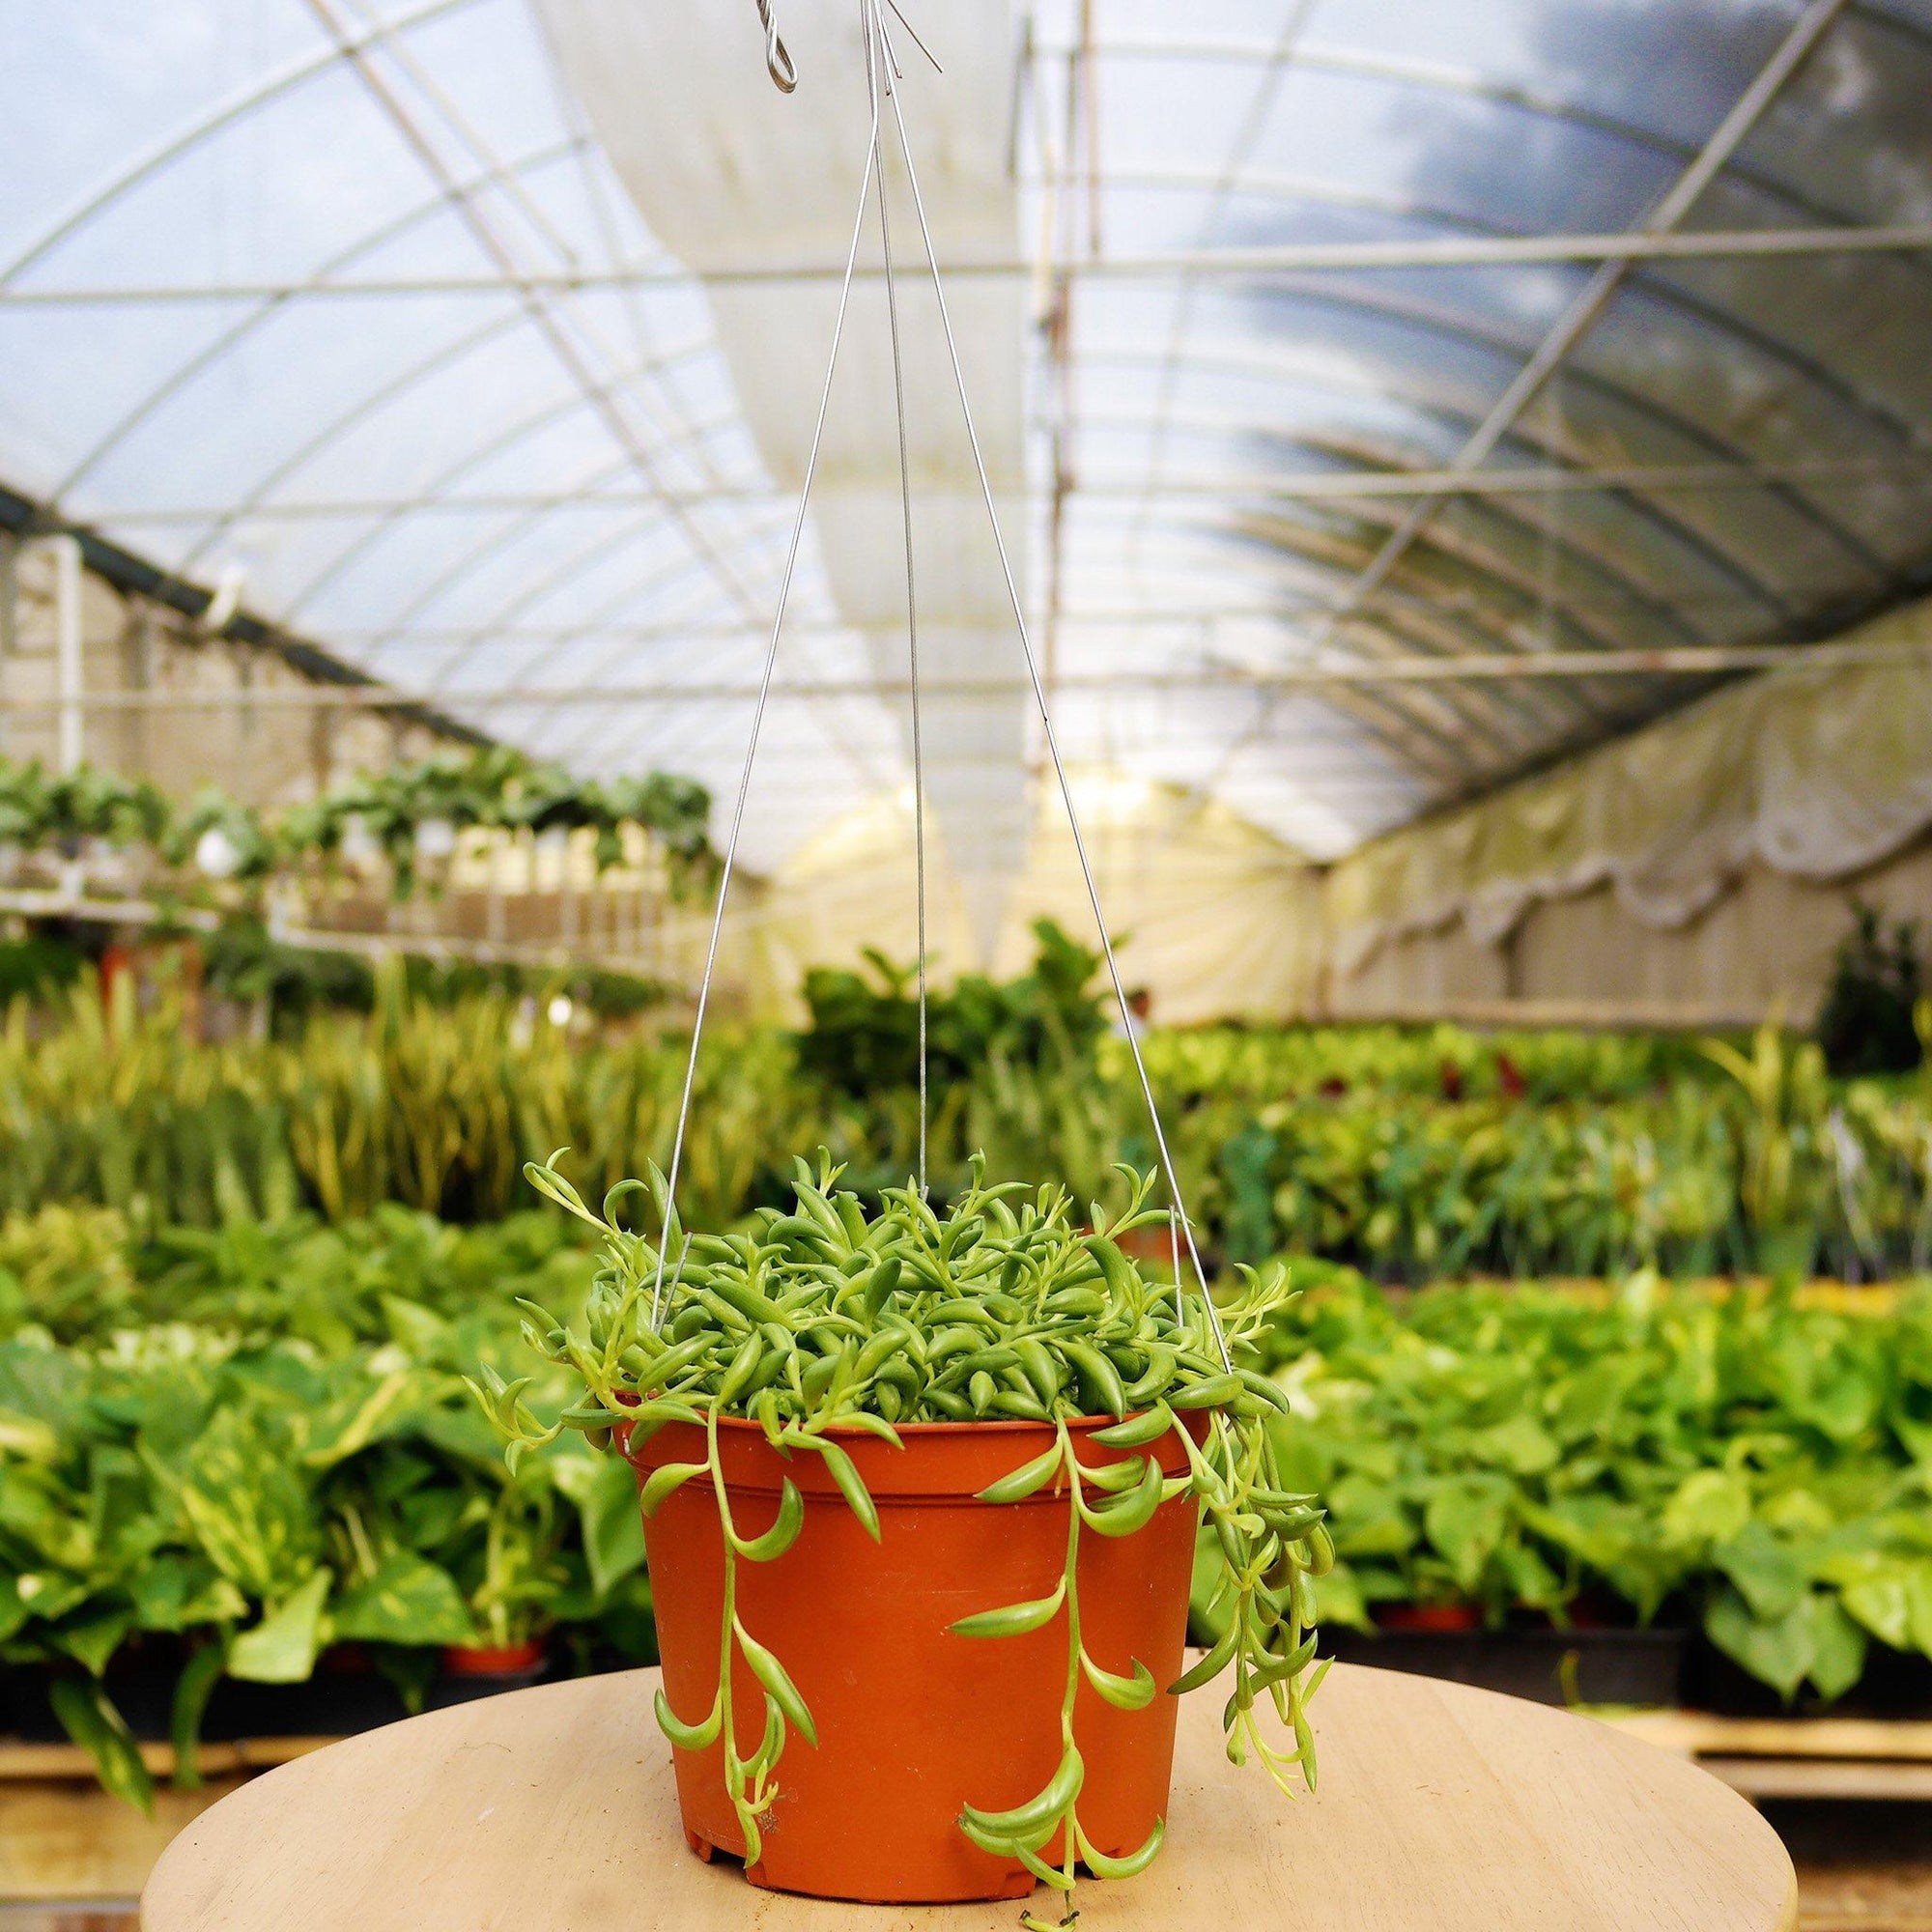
[630,1411,1203,1906]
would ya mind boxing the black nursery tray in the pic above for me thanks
[0,1658,557,1747]
[1323,1625,1688,1709]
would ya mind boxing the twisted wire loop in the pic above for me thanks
[755,0,798,92]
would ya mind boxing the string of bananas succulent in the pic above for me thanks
[473,1151,1329,1920]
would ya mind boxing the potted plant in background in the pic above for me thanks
[475,1151,1327,1922]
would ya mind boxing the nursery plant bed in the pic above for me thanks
[1321,1623,1688,1708]
[1684,1636,1932,1721]
[0,1669,408,1747]
[0,1659,561,1752]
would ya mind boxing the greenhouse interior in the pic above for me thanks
[4,1,1932,1927]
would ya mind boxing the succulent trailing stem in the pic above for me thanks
[477,1149,1325,1905]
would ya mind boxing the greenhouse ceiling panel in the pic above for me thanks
[3,0,1931,871]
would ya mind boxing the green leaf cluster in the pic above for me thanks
[0,1206,650,1810]
[1253,1270,1932,1704]
[0,745,715,904]
[796,919,1110,1097]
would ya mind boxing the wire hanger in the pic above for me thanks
[662,0,1233,1374]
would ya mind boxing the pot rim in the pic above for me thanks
[622,1406,1212,1499]
[615,1394,1213,1436]
[705,1409,1176,1438]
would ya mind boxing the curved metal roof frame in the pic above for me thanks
[1,0,1931,868]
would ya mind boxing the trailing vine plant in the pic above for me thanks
[474,1151,1329,1922]
[0,748,717,902]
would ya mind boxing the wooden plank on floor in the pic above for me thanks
[1710,1760,1932,1803]
[0,1740,333,1783]
[1607,1712,1932,1765]
[0,1778,248,1900]
[0,1907,138,1932]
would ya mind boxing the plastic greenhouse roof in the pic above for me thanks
[4,0,1932,871]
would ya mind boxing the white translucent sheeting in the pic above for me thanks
[535,0,1035,963]
[6,0,1932,953]
[743,769,1329,1024]
[0,0,893,871]
[1327,593,1932,972]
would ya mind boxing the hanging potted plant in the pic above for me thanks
[475,1151,1327,1921]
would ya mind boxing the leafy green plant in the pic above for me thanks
[0,1206,646,1806]
[0,759,171,852]
[3,981,1932,1280]
[477,1151,1326,1921]
[0,746,715,908]
[797,919,1108,1096]
[1255,1270,1932,1705]
[1817,901,1924,1078]
[286,747,714,899]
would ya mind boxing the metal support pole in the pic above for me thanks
[51,535,84,777]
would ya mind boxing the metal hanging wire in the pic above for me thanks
[663,0,1232,1372]
[650,35,883,1321]
[869,1,1234,1371]
[754,0,797,93]
[866,10,930,1199]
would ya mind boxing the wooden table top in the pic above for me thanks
[141,1662,1797,1932]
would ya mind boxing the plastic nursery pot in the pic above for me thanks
[440,1638,548,1678]
[1375,1601,1482,1634]
[627,1412,1206,1905]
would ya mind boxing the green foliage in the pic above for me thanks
[490,1151,1324,1907]
[0,1202,649,1799]
[196,915,669,1029]
[0,746,715,904]
[4,986,1932,1282]
[283,746,715,899]
[797,919,1109,1095]
[1252,1269,1932,1705]
[1816,901,1924,1077]
[200,917,375,1020]
[0,932,90,1002]
[1129,1019,1720,1105]
[0,760,171,850]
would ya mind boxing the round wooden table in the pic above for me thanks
[142,1662,1796,1931]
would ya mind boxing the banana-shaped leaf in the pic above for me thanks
[1170,1620,1239,1694]
[1094,1401,1176,1448]
[653,1685,722,1752]
[1076,1816,1166,1880]
[1080,1455,1166,1537]
[1081,1649,1157,1710]
[978,1440,1064,1504]
[730,1478,803,1562]
[733,1618,817,1747]
[638,1460,706,1518]
[958,1743,1084,1850]
[950,1577,1066,1638]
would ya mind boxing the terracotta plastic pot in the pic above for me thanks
[1376,1601,1481,1634]
[440,1638,547,1678]
[626,1413,1204,1904]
